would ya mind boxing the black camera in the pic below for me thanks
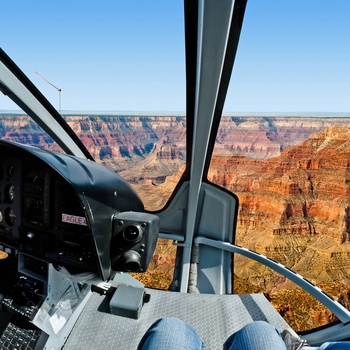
[110,212,159,272]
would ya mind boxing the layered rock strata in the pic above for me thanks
[208,125,350,289]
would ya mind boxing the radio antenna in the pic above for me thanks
[35,71,62,113]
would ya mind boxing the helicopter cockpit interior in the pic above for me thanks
[0,45,162,347]
[0,138,160,348]
[1,0,350,349]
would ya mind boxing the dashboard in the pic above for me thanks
[0,140,147,281]
[1,155,97,273]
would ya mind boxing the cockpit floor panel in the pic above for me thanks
[62,289,290,349]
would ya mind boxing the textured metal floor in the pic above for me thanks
[62,289,290,350]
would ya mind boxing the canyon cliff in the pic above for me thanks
[208,126,350,290]
[3,114,350,165]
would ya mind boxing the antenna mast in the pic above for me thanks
[35,71,62,113]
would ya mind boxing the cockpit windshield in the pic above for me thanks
[210,0,350,332]
[1,0,350,335]
[0,1,186,210]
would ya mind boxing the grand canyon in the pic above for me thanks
[2,113,350,331]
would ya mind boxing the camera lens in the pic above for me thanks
[123,224,142,243]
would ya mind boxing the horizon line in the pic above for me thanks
[1,110,350,117]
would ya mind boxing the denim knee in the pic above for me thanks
[223,321,286,350]
[138,317,203,350]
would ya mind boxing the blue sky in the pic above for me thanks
[1,1,350,113]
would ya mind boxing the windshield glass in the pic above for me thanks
[1,1,186,211]
[0,98,64,153]
[209,0,350,332]
[1,1,185,293]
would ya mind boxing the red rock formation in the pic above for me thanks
[4,114,350,165]
[209,125,350,288]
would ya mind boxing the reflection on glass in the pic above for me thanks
[5,184,15,203]
[4,207,16,226]
[23,197,43,224]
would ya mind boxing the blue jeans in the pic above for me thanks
[137,318,350,350]
[137,318,203,350]
[223,320,286,349]
[137,318,285,350]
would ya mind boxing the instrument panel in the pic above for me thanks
[0,140,145,280]
[0,154,98,274]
